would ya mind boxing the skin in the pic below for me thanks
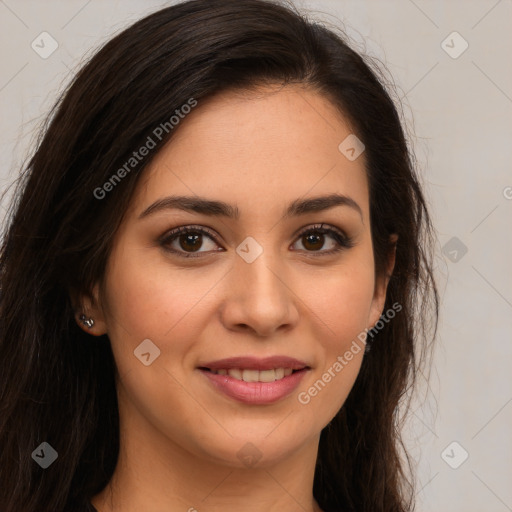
[79,84,396,512]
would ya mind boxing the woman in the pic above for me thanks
[0,0,439,511]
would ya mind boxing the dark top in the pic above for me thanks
[69,500,97,512]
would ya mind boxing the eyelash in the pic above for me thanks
[159,223,355,259]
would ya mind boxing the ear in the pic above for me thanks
[368,234,398,328]
[71,282,108,336]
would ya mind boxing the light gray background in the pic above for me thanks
[1,1,511,511]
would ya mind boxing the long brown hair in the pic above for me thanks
[0,1,439,510]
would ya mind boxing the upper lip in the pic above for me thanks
[198,356,310,371]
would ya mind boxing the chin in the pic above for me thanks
[193,429,312,470]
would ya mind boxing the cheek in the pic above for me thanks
[314,281,373,332]
[293,255,374,418]
[102,246,222,368]
[299,254,376,340]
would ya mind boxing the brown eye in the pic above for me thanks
[301,232,329,251]
[160,226,222,258]
[177,232,202,252]
[292,224,355,255]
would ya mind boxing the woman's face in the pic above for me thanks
[86,84,393,468]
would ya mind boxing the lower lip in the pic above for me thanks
[199,369,308,405]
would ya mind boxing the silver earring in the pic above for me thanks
[79,313,94,328]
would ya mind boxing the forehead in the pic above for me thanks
[130,84,369,222]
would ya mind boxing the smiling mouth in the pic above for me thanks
[199,367,308,383]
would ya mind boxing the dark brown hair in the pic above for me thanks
[0,1,439,510]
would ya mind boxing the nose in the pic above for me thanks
[219,251,300,338]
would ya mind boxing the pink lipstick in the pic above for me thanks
[197,356,310,405]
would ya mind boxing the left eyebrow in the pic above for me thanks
[138,193,363,222]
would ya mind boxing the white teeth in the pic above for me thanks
[211,367,298,382]
[242,369,260,382]
[258,369,276,382]
[227,368,242,380]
